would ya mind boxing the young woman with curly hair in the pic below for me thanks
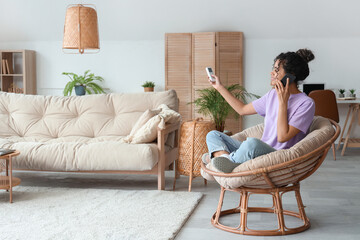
[204,49,316,173]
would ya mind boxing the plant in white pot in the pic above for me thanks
[338,89,345,98]
[63,70,105,96]
[349,89,356,98]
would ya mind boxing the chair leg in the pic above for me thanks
[274,191,285,234]
[210,185,311,236]
[294,187,308,222]
[332,143,336,161]
[239,190,249,233]
[213,186,226,225]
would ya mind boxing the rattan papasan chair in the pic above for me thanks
[201,116,340,236]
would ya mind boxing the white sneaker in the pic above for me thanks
[202,153,210,164]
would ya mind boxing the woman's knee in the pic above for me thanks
[206,130,221,142]
[241,137,275,154]
[242,137,262,147]
[239,138,265,152]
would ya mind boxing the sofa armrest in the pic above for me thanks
[156,121,180,190]
[157,122,180,136]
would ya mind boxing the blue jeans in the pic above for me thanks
[206,130,276,164]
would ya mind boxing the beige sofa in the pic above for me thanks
[0,90,180,190]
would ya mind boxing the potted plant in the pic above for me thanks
[338,89,345,98]
[349,89,356,98]
[63,70,105,96]
[191,84,259,132]
[141,81,155,92]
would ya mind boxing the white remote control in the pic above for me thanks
[205,67,215,82]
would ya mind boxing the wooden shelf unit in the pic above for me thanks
[0,50,36,94]
[165,32,244,134]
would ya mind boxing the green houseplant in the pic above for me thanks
[191,84,260,132]
[349,89,356,98]
[141,81,155,92]
[338,89,345,98]
[63,70,105,96]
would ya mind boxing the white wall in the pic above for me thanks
[0,41,165,95]
[0,0,360,137]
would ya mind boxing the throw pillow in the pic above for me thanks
[121,109,160,143]
[122,104,181,144]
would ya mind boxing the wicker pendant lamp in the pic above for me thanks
[63,4,100,54]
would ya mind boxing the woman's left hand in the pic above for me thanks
[274,78,290,105]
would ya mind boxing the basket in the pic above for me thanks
[175,118,215,191]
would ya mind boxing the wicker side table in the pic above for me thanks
[0,150,21,203]
[174,119,215,191]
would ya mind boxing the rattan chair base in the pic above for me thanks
[212,184,310,236]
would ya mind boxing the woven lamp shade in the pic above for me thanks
[63,4,99,54]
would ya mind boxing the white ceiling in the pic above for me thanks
[0,0,360,41]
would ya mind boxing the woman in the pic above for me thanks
[204,49,316,173]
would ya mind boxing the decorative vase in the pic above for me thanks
[75,85,86,96]
[339,93,344,98]
[144,87,154,92]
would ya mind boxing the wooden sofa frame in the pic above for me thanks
[201,119,340,236]
[14,122,180,190]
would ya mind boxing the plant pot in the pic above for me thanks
[144,87,154,92]
[75,85,86,96]
[338,93,344,98]
[223,130,233,136]
[350,94,356,98]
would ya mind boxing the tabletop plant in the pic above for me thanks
[349,89,356,97]
[338,89,345,98]
[63,70,105,96]
[142,81,155,92]
[191,84,259,132]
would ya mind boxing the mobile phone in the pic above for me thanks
[205,67,215,82]
[280,73,296,87]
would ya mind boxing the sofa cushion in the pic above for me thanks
[0,136,172,171]
[0,90,178,139]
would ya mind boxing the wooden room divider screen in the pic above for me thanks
[165,32,244,134]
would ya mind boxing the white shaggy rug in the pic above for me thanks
[0,186,202,240]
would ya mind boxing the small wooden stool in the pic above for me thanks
[173,119,215,191]
[0,150,21,203]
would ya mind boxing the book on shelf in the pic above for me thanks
[1,59,12,74]
[5,59,11,74]
[1,59,6,74]
[0,148,15,156]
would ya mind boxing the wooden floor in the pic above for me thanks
[4,148,360,240]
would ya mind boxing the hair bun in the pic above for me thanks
[296,49,315,63]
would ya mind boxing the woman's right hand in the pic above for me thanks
[208,74,222,89]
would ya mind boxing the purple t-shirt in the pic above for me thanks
[252,89,315,150]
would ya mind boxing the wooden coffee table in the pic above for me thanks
[0,150,20,203]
